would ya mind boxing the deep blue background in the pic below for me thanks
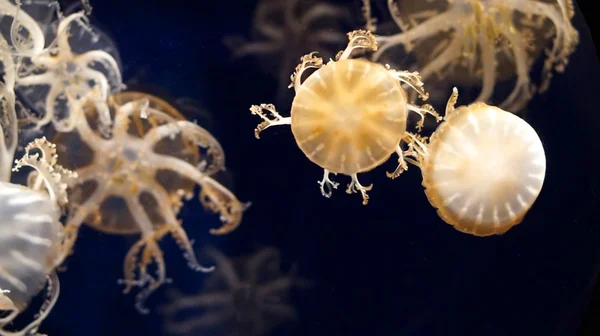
[30,0,600,335]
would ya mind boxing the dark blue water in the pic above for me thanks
[34,0,600,335]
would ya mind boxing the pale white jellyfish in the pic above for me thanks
[0,136,75,335]
[404,88,546,236]
[368,0,579,112]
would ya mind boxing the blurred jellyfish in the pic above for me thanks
[368,0,579,112]
[0,14,75,333]
[401,88,546,236]
[161,247,308,336]
[0,138,70,336]
[14,9,122,136]
[0,90,74,335]
[52,91,248,313]
[249,30,441,204]
[224,0,352,103]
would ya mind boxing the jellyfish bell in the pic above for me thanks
[53,91,203,235]
[407,88,546,236]
[0,135,73,335]
[290,57,408,175]
[0,182,61,312]
[52,91,246,313]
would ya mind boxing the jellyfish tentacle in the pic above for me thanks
[142,120,225,175]
[386,146,409,179]
[0,86,18,182]
[407,103,441,131]
[318,169,339,198]
[474,33,496,104]
[373,8,456,61]
[59,178,109,263]
[503,0,578,91]
[149,184,214,273]
[200,178,248,236]
[118,197,171,314]
[206,248,241,288]
[249,104,291,139]
[12,137,76,206]
[289,52,323,91]
[498,24,534,111]
[337,29,377,61]
[345,174,372,205]
[77,50,122,83]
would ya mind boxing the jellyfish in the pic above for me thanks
[161,247,307,336]
[402,88,546,236]
[368,0,579,112]
[52,91,248,313]
[249,29,441,204]
[15,10,122,136]
[0,19,74,332]
[0,137,75,335]
[224,0,352,102]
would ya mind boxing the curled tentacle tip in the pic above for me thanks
[135,303,150,315]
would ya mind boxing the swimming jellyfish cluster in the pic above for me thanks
[0,0,581,334]
[250,1,575,235]
[0,0,249,333]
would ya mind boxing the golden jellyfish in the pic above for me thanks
[250,30,442,205]
[367,0,579,112]
[405,88,546,236]
[53,91,248,313]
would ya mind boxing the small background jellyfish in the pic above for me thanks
[365,0,579,115]
[223,0,353,105]
[161,247,309,336]
[51,91,247,313]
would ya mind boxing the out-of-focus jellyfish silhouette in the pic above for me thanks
[161,247,308,336]
[368,0,579,112]
[224,0,352,103]
[52,91,248,313]
[402,88,546,236]
[249,30,441,204]
[14,10,122,137]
